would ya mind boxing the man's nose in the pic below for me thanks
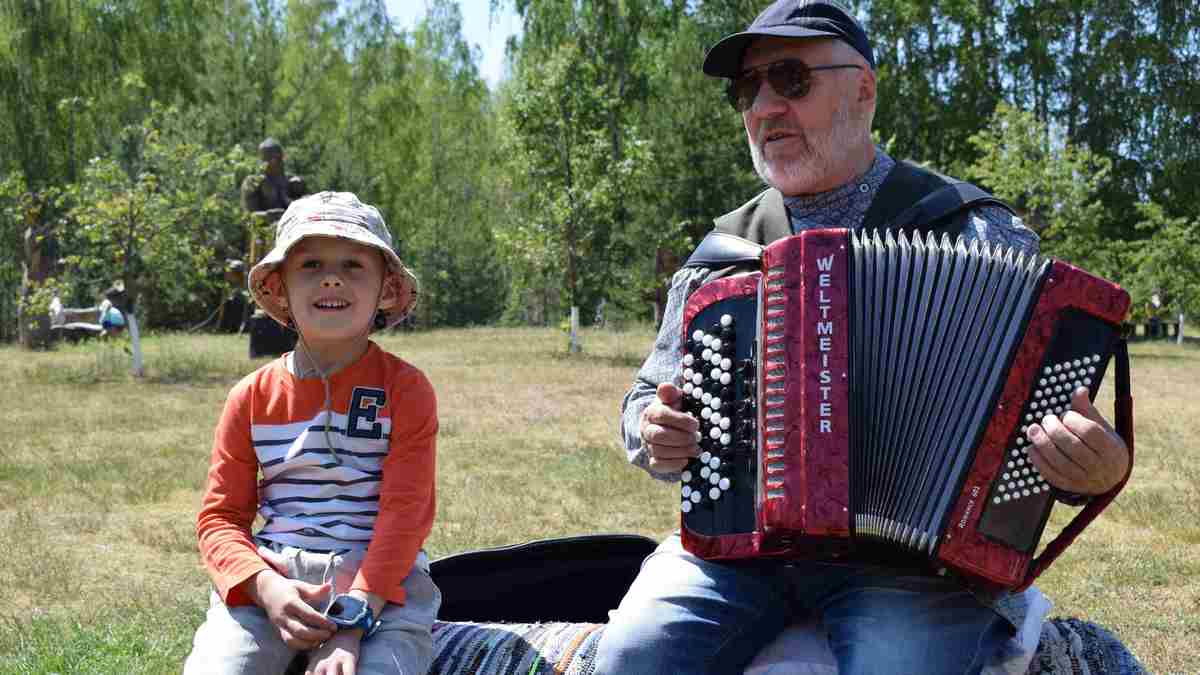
[321,273,343,287]
[747,78,788,116]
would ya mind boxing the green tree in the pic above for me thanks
[57,105,254,369]
[965,103,1113,273]
[1124,203,1200,336]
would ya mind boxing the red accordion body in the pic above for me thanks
[677,228,1131,590]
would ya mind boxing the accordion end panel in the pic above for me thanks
[679,272,766,559]
[761,231,852,541]
[936,260,1131,589]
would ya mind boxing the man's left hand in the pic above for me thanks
[1025,387,1130,495]
[305,630,362,675]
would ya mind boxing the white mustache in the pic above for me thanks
[756,125,811,153]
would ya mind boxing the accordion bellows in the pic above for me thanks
[678,228,1131,590]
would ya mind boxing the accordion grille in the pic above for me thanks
[847,230,1049,555]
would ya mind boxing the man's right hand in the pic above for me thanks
[639,382,701,473]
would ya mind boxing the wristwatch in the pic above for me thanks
[324,594,382,640]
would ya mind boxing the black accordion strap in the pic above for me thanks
[886,181,1011,232]
[1019,339,1134,591]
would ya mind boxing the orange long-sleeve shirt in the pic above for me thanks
[196,341,437,606]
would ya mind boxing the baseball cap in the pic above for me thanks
[702,0,875,78]
[248,191,419,331]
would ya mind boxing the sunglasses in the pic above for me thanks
[726,59,863,112]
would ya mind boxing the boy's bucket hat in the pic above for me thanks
[249,191,419,331]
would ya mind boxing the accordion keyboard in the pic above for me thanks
[976,310,1119,552]
[679,298,759,536]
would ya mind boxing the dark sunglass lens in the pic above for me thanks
[728,75,759,112]
[770,61,811,100]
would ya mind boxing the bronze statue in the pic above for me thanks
[240,138,306,227]
[240,138,304,356]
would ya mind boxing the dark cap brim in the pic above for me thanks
[702,26,843,78]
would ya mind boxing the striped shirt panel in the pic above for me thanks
[255,409,393,551]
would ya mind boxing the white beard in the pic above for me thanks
[749,96,865,194]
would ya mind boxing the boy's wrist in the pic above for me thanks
[244,568,282,606]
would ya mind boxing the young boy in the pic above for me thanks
[185,191,440,675]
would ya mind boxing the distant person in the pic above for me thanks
[184,192,437,675]
[1147,290,1163,339]
[97,296,125,337]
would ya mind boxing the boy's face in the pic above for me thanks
[277,236,395,349]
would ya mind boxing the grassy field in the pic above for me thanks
[0,328,1195,673]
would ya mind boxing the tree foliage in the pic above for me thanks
[0,0,1196,337]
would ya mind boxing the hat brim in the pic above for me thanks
[702,26,843,78]
[248,228,419,333]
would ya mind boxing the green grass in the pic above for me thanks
[0,330,1196,673]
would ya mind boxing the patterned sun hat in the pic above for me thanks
[248,191,419,331]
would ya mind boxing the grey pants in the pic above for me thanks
[184,545,440,675]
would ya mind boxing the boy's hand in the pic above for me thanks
[246,569,336,650]
[305,631,363,675]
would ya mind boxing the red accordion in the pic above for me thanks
[678,228,1133,590]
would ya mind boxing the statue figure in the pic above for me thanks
[240,138,305,356]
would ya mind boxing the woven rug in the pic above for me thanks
[428,617,1146,675]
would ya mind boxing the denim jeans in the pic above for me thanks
[184,545,440,675]
[594,534,1012,675]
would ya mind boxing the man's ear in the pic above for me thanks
[858,66,877,105]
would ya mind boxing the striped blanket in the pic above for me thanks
[427,617,1145,675]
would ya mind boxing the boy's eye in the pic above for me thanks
[300,260,321,269]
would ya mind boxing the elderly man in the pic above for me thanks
[594,1,1131,673]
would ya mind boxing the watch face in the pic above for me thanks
[326,595,369,625]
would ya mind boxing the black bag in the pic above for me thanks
[430,534,658,623]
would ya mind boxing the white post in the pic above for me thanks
[127,312,145,377]
[1178,312,1186,345]
[569,306,581,353]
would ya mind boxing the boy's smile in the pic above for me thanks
[279,236,395,368]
